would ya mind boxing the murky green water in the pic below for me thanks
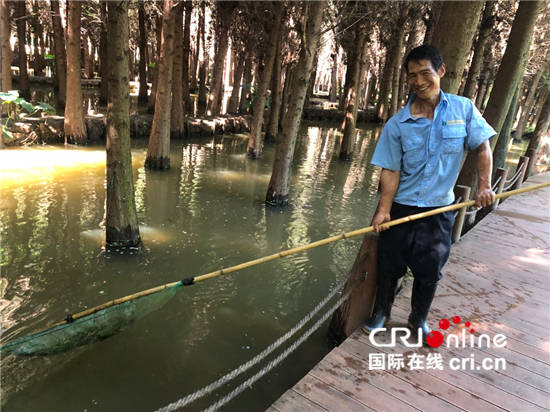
[0,123,381,411]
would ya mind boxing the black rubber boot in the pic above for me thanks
[362,275,398,334]
[408,279,438,343]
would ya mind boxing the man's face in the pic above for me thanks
[406,59,445,101]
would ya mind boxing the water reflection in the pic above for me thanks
[1,123,381,411]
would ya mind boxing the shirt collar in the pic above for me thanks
[398,90,448,123]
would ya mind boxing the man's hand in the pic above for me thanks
[372,210,391,232]
[474,185,496,208]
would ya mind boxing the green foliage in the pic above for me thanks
[148,62,156,69]
[1,91,56,140]
[44,54,55,60]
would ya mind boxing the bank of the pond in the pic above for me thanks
[0,123,382,411]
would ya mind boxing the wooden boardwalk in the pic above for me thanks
[269,173,550,411]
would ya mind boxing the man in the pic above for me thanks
[363,45,496,341]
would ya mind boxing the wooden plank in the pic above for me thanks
[330,344,501,412]
[310,353,419,411]
[292,373,374,411]
[270,389,328,412]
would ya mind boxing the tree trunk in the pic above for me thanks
[182,1,192,113]
[30,0,45,77]
[50,0,66,107]
[475,65,491,110]
[1,0,12,95]
[493,86,519,172]
[431,1,484,94]
[190,5,199,92]
[82,33,91,79]
[265,34,283,143]
[462,1,497,100]
[138,1,148,105]
[376,48,393,121]
[388,7,409,118]
[339,28,368,161]
[227,51,245,114]
[457,0,542,191]
[329,52,338,102]
[530,88,550,129]
[525,88,550,178]
[64,0,87,144]
[171,4,185,139]
[105,0,141,248]
[148,14,163,113]
[197,1,207,111]
[246,3,284,159]
[266,1,326,205]
[14,0,30,99]
[145,0,176,170]
[239,54,254,114]
[423,1,442,44]
[515,52,549,140]
[99,1,108,104]
[207,4,232,116]
[304,51,318,109]
[278,64,293,128]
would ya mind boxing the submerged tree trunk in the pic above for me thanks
[457,0,541,190]
[278,64,293,128]
[145,0,176,170]
[525,89,550,178]
[462,1,496,100]
[431,1,484,94]
[197,1,207,111]
[190,5,199,92]
[304,51,319,109]
[170,4,185,139]
[265,34,283,143]
[50,0,66,107]
[266,1,326,205]
[207,3,234,116]
[148,15,163,113]
[340,28,368,161]
[239,55,254,114]
[329,52,338,102]
[227,51,245,114]
[138,1,148,105]
[105,0,141,248]
[246,3,284,159]
[99,1,108,104]
[14,0,30,99]
[182,1,192,113]
[64,0,87,144]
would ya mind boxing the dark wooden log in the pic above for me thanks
[329,232,378,343]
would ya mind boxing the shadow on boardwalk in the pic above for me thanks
[270,172,550,411]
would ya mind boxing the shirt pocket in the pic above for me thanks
[442,125,466,154]
[402,136,424,169]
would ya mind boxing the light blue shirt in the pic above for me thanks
[371,91,496,207]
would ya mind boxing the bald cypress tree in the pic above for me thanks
[105,0,141,248]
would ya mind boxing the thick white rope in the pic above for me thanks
[155,276,352,412]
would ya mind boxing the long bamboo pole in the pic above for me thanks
[59,181,550,324]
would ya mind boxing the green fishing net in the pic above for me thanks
[1,284,182,356]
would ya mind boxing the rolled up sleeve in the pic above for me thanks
[466,101,496,150]
[371,119,402,171]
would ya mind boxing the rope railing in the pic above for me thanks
[503,162,526,191]
[155,279,353,412]
[492,175,502,191]
[155,275,351,412]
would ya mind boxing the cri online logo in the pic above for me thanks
[370,315,507,349]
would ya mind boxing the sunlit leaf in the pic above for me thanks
[13,98,36,114]
[35,102,56,115]
[0,91,20,103]
[2,124,13,140]
[44,54,55,60]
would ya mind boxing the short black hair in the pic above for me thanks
[403,45,444,73]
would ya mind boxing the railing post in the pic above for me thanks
[491,167,508,210]
[452,185,470,243]
[513,156,529,189]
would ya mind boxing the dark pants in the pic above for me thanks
[378,202,454,284]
